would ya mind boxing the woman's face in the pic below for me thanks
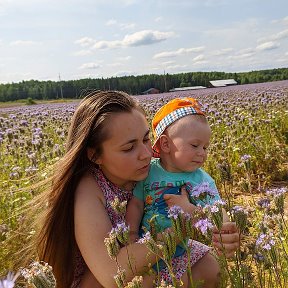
[95,109,152,190]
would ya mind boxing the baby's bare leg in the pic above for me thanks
[190,252,220,288]
[180,272,189,288]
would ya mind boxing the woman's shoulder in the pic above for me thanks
[75,171,105,204]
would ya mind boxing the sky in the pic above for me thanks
[0,0,287,84]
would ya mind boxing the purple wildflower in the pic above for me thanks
[194,218,213,235]
[254,252,265,263]
[257,198,271,209]
[231,205,249,232]
[231,205,248,215]
[240,154,251,162]
[111,221,129,235]
[110,221,130,245]
[167,205,184,219]
[137,231,152,244]
[210,205,219,213]
[190,182,218,198]
[256,232,276,251]
[213,199,227,206]
[0,272,19,288]
[266,187,287,197]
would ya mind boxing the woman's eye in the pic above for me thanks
[144,137,151,143]
[123,145,134,152]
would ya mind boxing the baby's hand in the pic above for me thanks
[164,186,197,213]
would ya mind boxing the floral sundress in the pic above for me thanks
[72,167,209,287]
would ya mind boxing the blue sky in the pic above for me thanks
[0,0,287,84]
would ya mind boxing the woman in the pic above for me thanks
[34,90,239,287]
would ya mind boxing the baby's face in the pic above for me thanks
[165,115,211,173]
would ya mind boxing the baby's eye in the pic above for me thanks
[191,144,198,148]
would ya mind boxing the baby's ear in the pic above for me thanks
[159,134,170,153]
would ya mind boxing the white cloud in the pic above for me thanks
[92,30,174,49]
[237,48,255,54]
[276,57,288,63]
[92,40,118,49]
[122,30,174,46]
[120,23,135,30]
[227,53,254,60]
[113,70,134,77]
[153,47,205,59]
[10,40,42,46]
[166,64,187,70]
[256,41,280,51]
[258,29,288,43]
[273,29,288,40]
[211,48,234,56]
[271,16,288,25]
[79,62,102,69]
[75,37,96,47]
[224,48,256,60]
[161,60,176,65]
[193,54,205,61]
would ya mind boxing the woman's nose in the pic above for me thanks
[139,143,152,160]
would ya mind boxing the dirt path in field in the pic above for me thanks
[232,181,288,216]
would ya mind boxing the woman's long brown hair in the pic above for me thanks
[34,90,142,287]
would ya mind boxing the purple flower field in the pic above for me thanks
[0,80,286,184]
[0,80,287,287]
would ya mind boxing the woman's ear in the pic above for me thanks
[87,148,101,164]
[159,135,170,153]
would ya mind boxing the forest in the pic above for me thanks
[0,67,287,102]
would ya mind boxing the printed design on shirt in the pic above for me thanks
[145,195,153,205]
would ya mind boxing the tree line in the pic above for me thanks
[0,67,287,102]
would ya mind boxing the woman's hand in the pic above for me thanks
[212,221,240,258]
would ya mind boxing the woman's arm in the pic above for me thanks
[74,174,157,287]
[125,196,144,242]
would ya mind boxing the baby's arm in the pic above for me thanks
[163,186,201,215]
[125,196,144,242]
